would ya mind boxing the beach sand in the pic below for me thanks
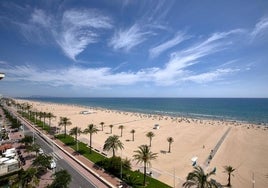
[17,100,268,187]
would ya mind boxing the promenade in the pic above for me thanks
[6,106,120,188]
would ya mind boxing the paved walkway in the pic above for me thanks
[203,127,231,167]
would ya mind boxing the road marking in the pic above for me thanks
[47,152,63,160]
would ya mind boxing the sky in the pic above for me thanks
[0,0,268,98]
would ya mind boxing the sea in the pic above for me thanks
[24,97,268,125]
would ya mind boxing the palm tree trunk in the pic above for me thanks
[143,162,146,186]
[89,133,92,154]
[228,173,231,186]
[64,124,66,137]
[132,133,134,141]
[168,143,171,153]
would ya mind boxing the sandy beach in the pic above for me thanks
[17,99,268,187]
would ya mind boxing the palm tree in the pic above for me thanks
[146,131,155,147]
[32,154,52,167]
[167,137,174,153]
[100,122,105,131]
[19,167,39,188]
[133,145,158,186]
[119,125,124,137]
[223,165,235,187]
[30,143,41,156]
[49,169,71,188]
[183,166,221,188]
[47,112,56,127]
[69,127,82,142]
[42,112,47,128]
[69,126,82,152]
[58,117,72,137]
[109,124,114,134]
[38,111,43,123]
[130,129,135,141]
[19,135,33,147]
[83,124,98,153]
[103,135,124,157]
[32,154,52,175]
[25,103,32,118]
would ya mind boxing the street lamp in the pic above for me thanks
[0,73,5,80]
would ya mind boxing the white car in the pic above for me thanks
[38,148,44,155]
[49,159,56,169]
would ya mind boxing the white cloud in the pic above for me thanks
[2,30,241,88]
[149,32,190,58]
[56,9,113,61]
[14,8,113,61]
[30,9,52,28]
[0,60,8,65]
[183,68,239,83]
[251,16,268,38]
[2,65,144,88]
[109,24,151,51]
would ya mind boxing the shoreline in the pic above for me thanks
[15,98,268,187]
[22,98,268,127]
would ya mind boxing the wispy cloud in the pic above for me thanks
[56,9,113,61]
[183,68,239,83]
[7,8,113,61]
[0,60,8,65]
[2,65,143,88]
[2,30,240,88]
[30,9,52,28]
[109,24,151,51]
[149,32,190,58]
[251,16,268,38]
[145,30,241,85]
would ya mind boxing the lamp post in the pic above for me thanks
[76,127,79,153]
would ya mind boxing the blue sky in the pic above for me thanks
[0,0,268,98]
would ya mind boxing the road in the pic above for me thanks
[24,125,97,188]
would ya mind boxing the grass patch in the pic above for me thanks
[56,134,106,163]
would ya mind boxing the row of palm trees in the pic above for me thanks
[17,103,57,129]
[17,103,173,154]
[16,102,235,187]
[64,120,236,187]
[57,118,157,186]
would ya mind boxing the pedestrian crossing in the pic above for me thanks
[47,151,63,161]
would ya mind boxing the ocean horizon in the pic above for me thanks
[22,97,268,125]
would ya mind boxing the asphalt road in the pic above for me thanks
[24,126,97,188]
